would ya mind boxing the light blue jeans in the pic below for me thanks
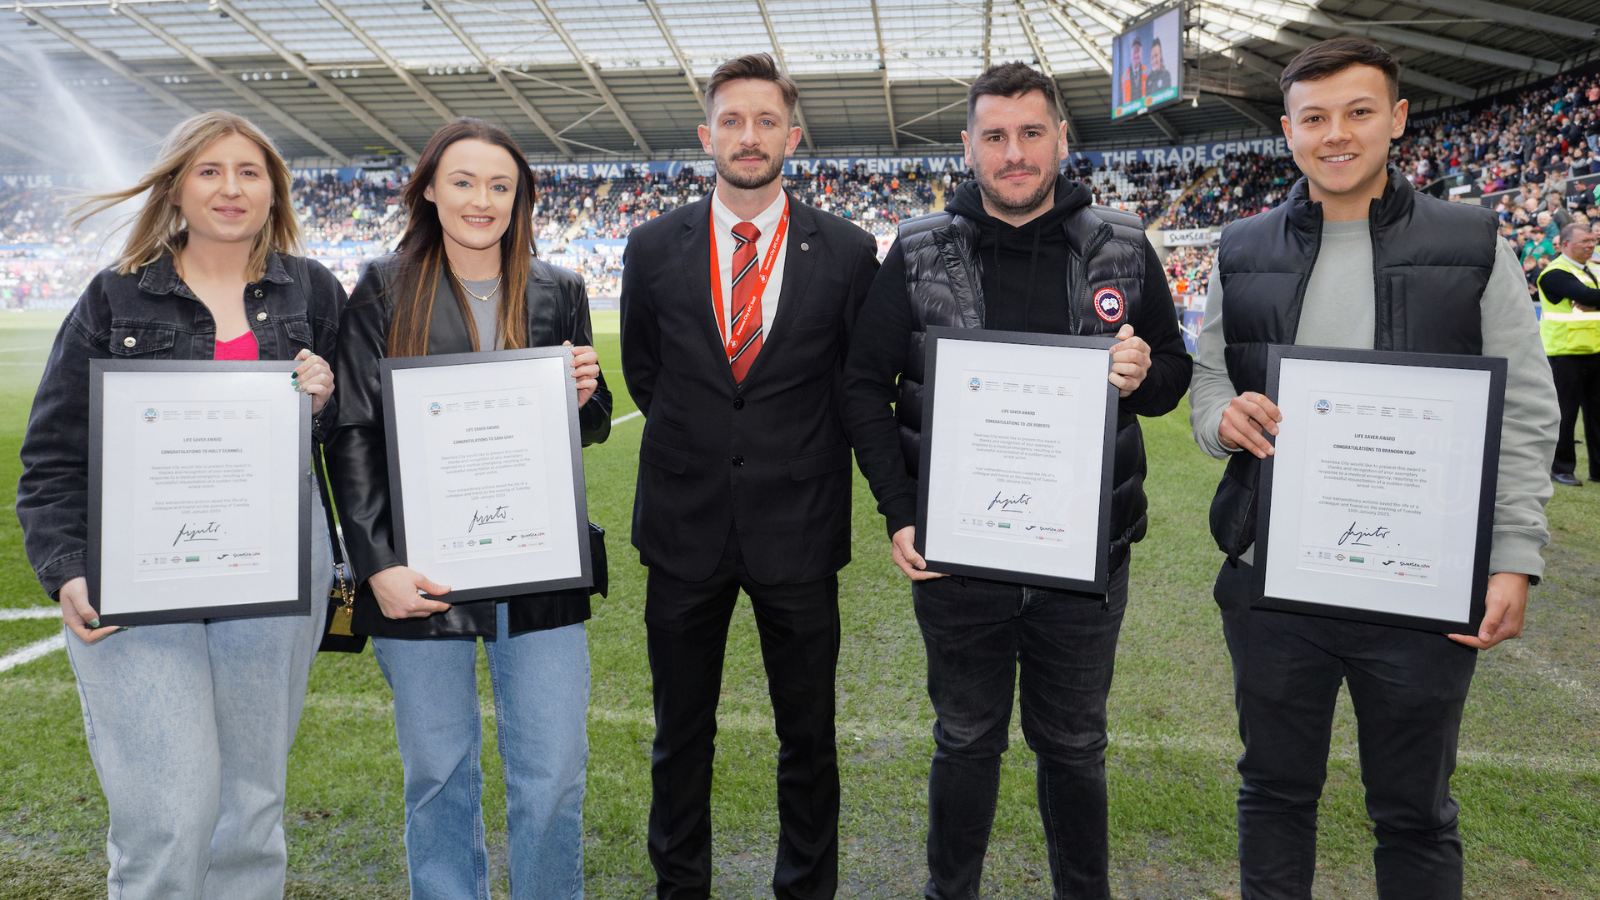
[371,605,589,900]
[64,504,332,900]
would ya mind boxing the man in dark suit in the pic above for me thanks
[619,53,880,900]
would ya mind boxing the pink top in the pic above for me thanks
[213,330,260,361]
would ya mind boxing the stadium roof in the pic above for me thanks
[0,0,1597,170]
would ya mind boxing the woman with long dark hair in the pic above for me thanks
[325,117,609,899]
[17,110,339,899]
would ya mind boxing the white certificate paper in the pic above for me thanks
[918,332,1116,591]
[419,387,553,562]
[132,400,274,581]
[385,350,589,601]
[92,365,310,624]
[1260,354,1499,628]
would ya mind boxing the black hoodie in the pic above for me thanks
[842,174,1191,536]
[945,174,1087,333]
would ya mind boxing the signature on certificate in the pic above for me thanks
[172,521,224,547]
[987,491,1033,512]
[469,506,510,533]
[1337,521,1391,547]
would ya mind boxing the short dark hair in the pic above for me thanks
[1278,38,1400,112]
[967,62,1059,128]
[1151,38,1162,53]
[705,53,799,123]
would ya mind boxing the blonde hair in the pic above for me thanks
[71,110,301,281]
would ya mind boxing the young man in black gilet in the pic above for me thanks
[841,62,1192,899]
[1189,39,1559,899]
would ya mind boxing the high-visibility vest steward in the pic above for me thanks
[1537,254,1600,356]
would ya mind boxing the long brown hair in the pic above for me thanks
[387,118,537,358]
[71,110,299,281]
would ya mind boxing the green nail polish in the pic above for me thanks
[88,618,100,629]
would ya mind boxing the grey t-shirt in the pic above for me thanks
[1188,219,1559,576]
[459,276,502,352]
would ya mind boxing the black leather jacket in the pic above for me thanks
[326,253,611,639]
[18,251,344,598]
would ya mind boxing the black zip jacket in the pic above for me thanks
[326,253,610,639]
[18,251,344,598]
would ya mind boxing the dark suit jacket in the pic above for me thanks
[621,192,880,584]
[327,254,612,638]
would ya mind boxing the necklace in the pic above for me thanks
[448,260,501,302]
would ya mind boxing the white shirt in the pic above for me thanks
[711,188,788,344]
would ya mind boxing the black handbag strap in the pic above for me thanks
[287,253,352,573]
[311,446,348,568]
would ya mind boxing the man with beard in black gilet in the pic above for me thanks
[841,62,1192,899]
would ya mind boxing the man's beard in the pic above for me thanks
[975,160,1058,217]
[715,148,784,190]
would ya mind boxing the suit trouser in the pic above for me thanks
[645,526,840,900]
[1214,561,1477,900]
[1548,352,1600,478]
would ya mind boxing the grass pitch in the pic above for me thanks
[1,308,1596,899]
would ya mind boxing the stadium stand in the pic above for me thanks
[6,67,1600,312]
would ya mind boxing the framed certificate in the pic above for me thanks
[88,361,312,626]
[1254,346,1506,633]
[381,348,591,603]
[914,328,1119,593]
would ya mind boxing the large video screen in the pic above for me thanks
[1111,5,1183,120]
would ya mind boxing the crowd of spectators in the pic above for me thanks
[0,251,96,309]
[1084,159,1202,225]
[294,173,404,245]
[1394,70,1600,195]
[1161,152,1300,230]
[1,184,79,245]
[1488,183,1600,298]
[11,64,1600,311]
[555,162,956,299]
[1164,244,1215,306]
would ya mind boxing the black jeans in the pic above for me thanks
[1548,353,1600,478]
[1214,561,1478,900]
[645,527,840,900]
[911,561,1129,900]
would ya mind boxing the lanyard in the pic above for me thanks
[710,194,790,356]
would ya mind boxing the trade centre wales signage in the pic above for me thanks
[519,138,1292,180]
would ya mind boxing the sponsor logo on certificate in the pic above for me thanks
[428,402,443,416]
[1315,399,1331,415]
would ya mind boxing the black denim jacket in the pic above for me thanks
[16,251,346,598]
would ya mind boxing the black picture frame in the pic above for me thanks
[913,327,1119,594]
[380,347,592,604]
[88,360,312,626]
[1253,345,1506,634]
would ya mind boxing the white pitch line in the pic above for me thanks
[611,410,642,426]
[0,634,66,674]
[0,607,58,620]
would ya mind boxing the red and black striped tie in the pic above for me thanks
[728,221,764,382]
